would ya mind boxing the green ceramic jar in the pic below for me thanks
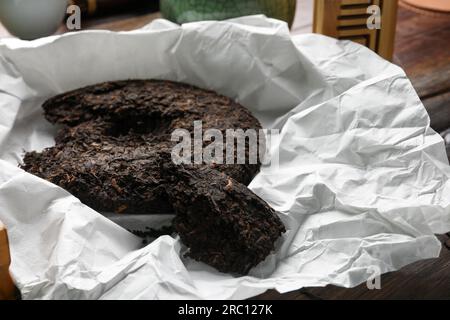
[160,0,297,27]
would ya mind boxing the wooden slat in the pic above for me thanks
[336,28,377,49]
[342,0,371,5]
[338,17,370,27]
[0,221,16,300]
[340,7,371,16]
[337,27,377,37]
[313,0,341,37]
[377,0,398,61]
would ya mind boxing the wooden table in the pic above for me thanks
[1,0,449,300]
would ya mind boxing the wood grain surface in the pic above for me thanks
[394,2,450,134]
[0,0,449,300]
[0,222,17,300]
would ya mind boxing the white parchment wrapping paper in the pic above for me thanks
[0,16,449,299]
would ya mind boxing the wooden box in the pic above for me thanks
[313,0,398,60]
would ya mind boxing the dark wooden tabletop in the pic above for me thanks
[0,0,449,300]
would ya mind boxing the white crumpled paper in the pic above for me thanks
[0,16,449,299]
